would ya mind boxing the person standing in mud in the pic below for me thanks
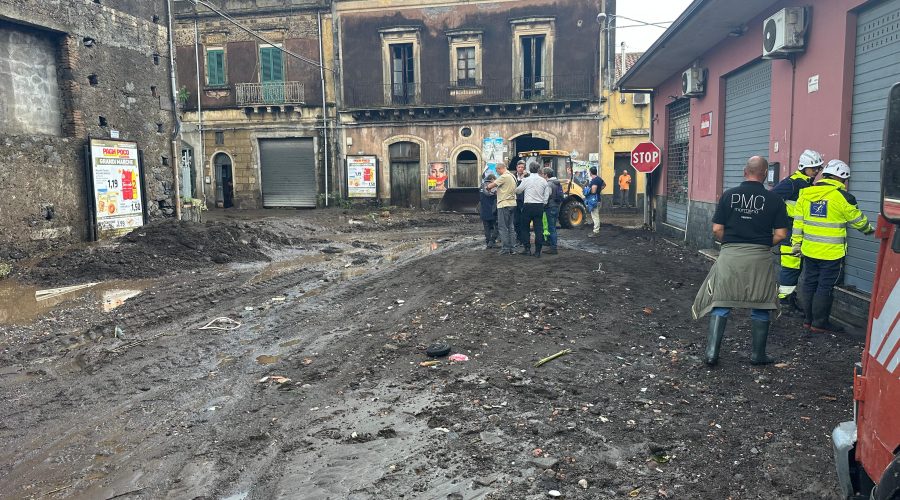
[513,159,528,249]
[691,156,790,366]
[479,173,499,249]
[515,162,550,257]
[542,167,562,254]
[486,162,518,255]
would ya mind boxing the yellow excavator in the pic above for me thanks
[438,150,588,228]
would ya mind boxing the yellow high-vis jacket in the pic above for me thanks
[792,178,875,260]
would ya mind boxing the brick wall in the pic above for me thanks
[0,0,176,256]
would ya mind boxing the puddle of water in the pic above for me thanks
[256,355,280,365]
[250,253,330,284]
[279,338,302,348]
[0,279,155,326]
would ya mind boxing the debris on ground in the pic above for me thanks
[535,348,572,367]
[199,317,242,331]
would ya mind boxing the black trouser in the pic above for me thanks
[514,200,527,245]
[802,256,843,298]
[523,203,545,251]
[481,219,498,245]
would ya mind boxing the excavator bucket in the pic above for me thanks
[438,187,480,214]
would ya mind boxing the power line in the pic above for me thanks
[184,0,334,73]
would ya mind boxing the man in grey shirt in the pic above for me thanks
[515,163,550,257]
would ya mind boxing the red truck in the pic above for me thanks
[833,83,900,499]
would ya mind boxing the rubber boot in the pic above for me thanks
[779,296,797,317]
[810,294,844,334]
[802,295,814,329]
[533,246,542,258]
[750,320,775,365]
[705,315,727,366]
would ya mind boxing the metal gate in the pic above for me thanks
[665,98,690,228]
[723,60,772,190]
[259,138,317,207]
[848,0,900,293]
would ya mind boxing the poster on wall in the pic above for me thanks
[346,155,377,198]
[88,138,145,239]
[427,161,450,193]
[572,160,591,187]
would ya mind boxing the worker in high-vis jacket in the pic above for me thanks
[792,159,875,333]
[771,149,824,314]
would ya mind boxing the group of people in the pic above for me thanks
[479,159,566,257]
[692,151,874,365]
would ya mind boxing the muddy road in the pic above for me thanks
[0,210,861,499]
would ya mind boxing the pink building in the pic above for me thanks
[619,0,899,326]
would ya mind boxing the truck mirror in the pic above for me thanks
[883,82,900,223]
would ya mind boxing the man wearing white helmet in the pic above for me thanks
[792,159,875,333]
[771,149,824,314]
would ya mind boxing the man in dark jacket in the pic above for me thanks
[479,174,499,249]
[542,167,562,254]
[771,149,824,313]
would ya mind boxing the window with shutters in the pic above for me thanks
[259,45,284,83]
[510,18,555,99]
[205,48,226,87]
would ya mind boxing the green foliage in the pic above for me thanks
[177,86,190,104]
[317,191,352,209]
[0,262,11,279]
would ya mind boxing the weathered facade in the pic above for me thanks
[619,0,899,326]
[173,0,335,210]
[334,0,607,208]
[602,51,650,208]
[0,0,176,251]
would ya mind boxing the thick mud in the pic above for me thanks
[0,210,860,499]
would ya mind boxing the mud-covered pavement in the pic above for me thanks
[0,210,862,499]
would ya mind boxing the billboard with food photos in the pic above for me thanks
[89,138,145,239]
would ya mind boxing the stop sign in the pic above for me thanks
[631,142,662,173]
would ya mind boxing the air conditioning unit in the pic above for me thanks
[682,67,705,97]
[762,7,807,58]
[632,93,649,106]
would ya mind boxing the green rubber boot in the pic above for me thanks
[706,315,727,366]
[750,320,775,365]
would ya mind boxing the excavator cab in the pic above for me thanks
[519,150,588,228]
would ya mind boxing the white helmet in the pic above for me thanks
[822,159,851,179]
[798,149,824,170]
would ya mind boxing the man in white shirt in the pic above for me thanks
[515,163,550,257]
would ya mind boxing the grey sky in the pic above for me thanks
[614,0,694,52]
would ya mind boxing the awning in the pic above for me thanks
[617,0,778,89]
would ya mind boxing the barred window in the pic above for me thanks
[666,98,690,205]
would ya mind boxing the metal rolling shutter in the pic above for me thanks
[259,138,317,207]
[848,0,900,293]
[666,98,690,228]
[723,60,772,190]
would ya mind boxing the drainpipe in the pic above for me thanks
[318,11,329,207]
[194,17,206,200]
[166,0,182,220]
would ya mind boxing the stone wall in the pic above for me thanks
[0,0,175,254]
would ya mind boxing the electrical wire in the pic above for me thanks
[185,0,335,73]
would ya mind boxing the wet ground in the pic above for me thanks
[0,209,861,499]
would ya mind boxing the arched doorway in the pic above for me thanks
[389,142,421,208]
[455,150,478,187]
[213,153,234,208]
[513,133,550,160]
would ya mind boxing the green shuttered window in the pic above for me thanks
[206,49,225,86]
[260,46,284,83]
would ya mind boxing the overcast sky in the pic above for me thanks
[614,0,694,53]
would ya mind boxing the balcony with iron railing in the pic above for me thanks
[235,81,305,107]
[343,74,596,109]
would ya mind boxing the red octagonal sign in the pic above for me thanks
[631,141,662,174]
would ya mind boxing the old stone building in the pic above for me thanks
[173,0,335,210]
[334,0,609,208]
[0,0,176,250]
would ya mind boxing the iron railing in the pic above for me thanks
[235,81,305,106]
[344,74,596,108]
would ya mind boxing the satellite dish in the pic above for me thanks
[763,18,777,53]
